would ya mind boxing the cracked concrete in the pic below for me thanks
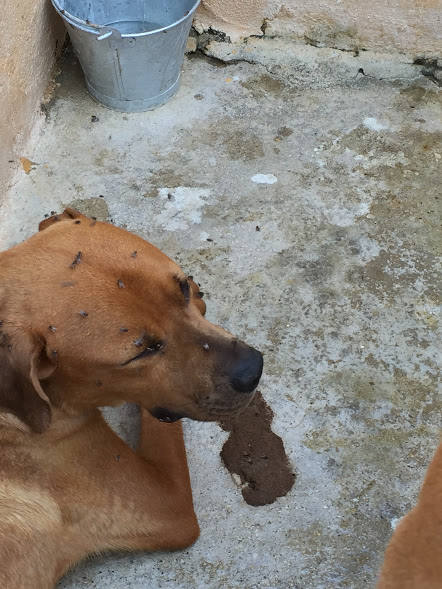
[196,36,436,90]
[1,48,441,588]
[193,0,442,58]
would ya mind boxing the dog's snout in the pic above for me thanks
[229,345,263,393]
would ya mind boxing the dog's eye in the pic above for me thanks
[137,342,163,358]
[121,342,164,366]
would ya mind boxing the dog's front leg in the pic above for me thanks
[138,408,194,501]
[103,408,199,553]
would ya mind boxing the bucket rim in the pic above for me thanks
[50,0,200,38]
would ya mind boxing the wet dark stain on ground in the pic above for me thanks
[203,119,265,161]
[66,197,110,222]
[398,85,440,107]
[225,132,265,160]
[322,119,442,255]
[147,167,194,192]
[219,392,295,506]
[347,247,441,303]
[240,74,286,99]
[277,126,293,137]
[274,126,294,141]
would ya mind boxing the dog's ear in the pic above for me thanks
[39,207,88,232]
[0,329,56,433]
[188,276,206,316]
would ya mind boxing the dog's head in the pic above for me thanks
[0,209,263,431]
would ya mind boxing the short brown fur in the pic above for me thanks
[378,439,442,588]
[0,209,262,588]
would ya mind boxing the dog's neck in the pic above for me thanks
[0,406,99,443]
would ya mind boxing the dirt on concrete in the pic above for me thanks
[1,48,440,589]
[220,392,295,506]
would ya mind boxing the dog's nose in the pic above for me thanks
[230,345,263,393]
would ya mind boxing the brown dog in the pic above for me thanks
[378,439,442,588]
[0,209,263,589]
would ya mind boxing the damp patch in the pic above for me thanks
[219,392,295,506]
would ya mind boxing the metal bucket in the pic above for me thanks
[51,0,200,112]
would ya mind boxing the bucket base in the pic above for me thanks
[85,75,181,112]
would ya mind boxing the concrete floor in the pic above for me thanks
[1,48,441,588]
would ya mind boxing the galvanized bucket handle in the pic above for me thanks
[57,5,121,40]
[96,28,122,41]
[96,30,113,41]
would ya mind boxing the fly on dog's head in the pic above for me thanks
[1,211,263,423]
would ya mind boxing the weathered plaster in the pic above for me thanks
[0,1,65,191]
[195,0,442,57]
[196,0,267,38]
